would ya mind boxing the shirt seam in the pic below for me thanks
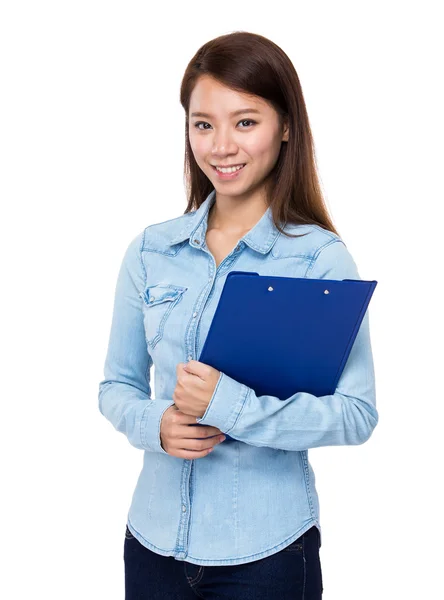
[224,383,250,435]
[140,227,148,283]
[304,238,344,278]
[140,401,152,450]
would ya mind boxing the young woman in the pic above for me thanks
[98,31,378,600]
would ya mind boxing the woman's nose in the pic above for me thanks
[211,129,237,154]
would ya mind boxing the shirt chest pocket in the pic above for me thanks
[139,283,187,349]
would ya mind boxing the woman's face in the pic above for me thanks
[188,75,288,198]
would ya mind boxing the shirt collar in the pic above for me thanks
[168,189,281,255]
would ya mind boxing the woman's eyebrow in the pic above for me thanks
[190,108,261,118]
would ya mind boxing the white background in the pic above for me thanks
[1,1,443,598]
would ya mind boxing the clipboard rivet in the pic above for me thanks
[324,289,330,294]
[268,286,274,291]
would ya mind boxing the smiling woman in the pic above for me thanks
[99,29,378,600]
[180,31,340,242]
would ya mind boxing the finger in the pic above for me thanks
[170,447,215,459]
[173,411,222,436]
[175,410,208,425]
[166,434,225,458]
[180,426,222,439]
[174,436,224,456]
[184,434,226,451]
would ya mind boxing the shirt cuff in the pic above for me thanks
[140,399,176,454]
[196,371,250,432]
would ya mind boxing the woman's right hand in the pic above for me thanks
[160,405,226,459]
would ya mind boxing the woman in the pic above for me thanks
[98,31,378,599]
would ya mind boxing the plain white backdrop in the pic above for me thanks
[1,1,443,598]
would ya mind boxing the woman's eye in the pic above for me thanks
[193,119,257,130]
[238,119,256,127]
[194,122,211,130]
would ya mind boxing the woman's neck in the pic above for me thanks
[207,192,269,237]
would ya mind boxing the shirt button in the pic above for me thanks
[192,312,197,318]
[187,355,192,361]
[182,505,187,512]
[149,296,154,302]
[208,276,212,282]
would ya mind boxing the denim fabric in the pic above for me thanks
[124,524,323,599]
[98,188,378,566]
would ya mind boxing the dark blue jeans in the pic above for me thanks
[124,524,323,599]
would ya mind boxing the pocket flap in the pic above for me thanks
[139,283,187,307]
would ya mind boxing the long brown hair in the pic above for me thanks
[179,31,340,239]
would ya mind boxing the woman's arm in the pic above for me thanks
[98,231,174,453]
[196,240,379,451]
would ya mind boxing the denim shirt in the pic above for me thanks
[98,188,378,566]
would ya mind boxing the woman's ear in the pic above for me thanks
[281,117,289,142]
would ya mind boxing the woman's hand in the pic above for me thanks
[172,360,221,418]
[160,405,226,459]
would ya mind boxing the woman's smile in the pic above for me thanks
[211,163,246,179]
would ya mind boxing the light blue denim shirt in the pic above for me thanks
[98,189,378,566]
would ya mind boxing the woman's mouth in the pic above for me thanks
[211,163,246,180]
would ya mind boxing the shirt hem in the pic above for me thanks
[126,518,321,566]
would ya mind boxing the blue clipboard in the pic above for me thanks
[195,271,377,440]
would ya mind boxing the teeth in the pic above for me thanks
[215,164,245,173]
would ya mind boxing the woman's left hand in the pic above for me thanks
[173,360,221,419]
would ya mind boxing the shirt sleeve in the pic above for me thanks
[98,230,174,453]
[196,239,379,451]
